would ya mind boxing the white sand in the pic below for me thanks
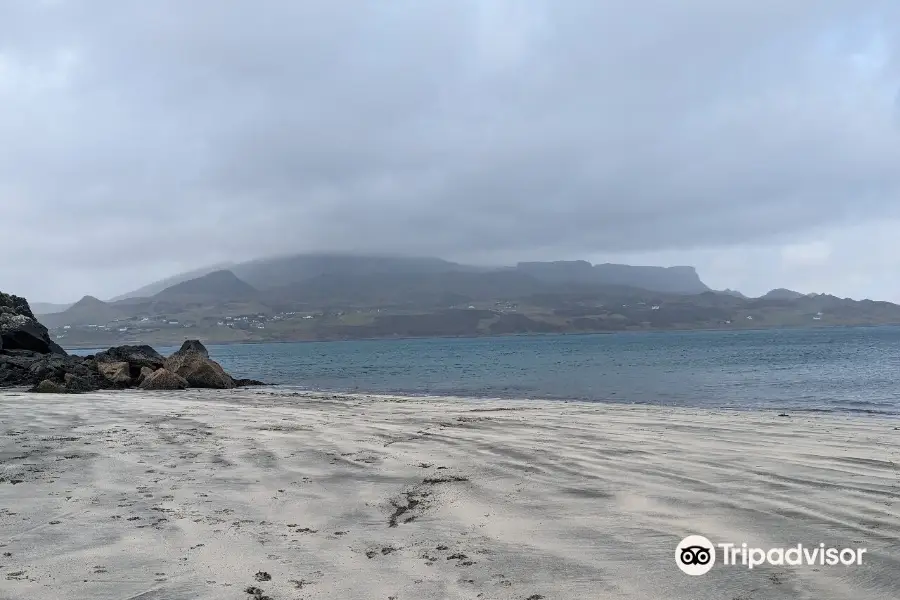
[0,389,898,600]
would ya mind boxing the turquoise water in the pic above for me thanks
[71,327,900,415]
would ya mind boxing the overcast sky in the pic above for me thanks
[2,1,899,303]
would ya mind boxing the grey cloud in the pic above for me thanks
[1,0,899,301]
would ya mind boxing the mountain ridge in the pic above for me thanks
[762,288,806,300]
[108,262,237,301]
[153,269,258,302]
[33,253,900,348]
[105,253,714,301]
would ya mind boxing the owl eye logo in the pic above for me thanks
[680,545,712,565]
[676,535,716,575]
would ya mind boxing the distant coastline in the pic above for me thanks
[61,321,900,352]
[38,255,900,351]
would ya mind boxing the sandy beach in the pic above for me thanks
[0,389,898,600]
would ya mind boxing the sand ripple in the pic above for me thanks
[0,389,898,599]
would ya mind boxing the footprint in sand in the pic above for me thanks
[446,553,476,567]
[289,570,323,590]
[366,546,398,559]
[244,585,272,599]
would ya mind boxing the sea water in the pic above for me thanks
[72,327,900,415]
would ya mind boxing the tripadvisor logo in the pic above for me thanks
[676,535,867,576]
[676,535,716,575]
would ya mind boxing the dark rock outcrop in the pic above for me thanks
[2,349,109,392]
[234,378,266,387]
[64,372,104,393]
[164,340,235,389]
[2,293,263,392]
[5,340,258,393]
[94,345,165,371]
[1,349,39,387]
[0,292,66,355]
[139,368,188,390]
[3,340,261,393]
[172,339,210,359]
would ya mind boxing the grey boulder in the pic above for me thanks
[172,339,210,359]
[32,379,66,393]
[164,340,235,389]
[136,366,155,385]
[139,368,189,390]
[94,345,165,370]
[98,361,133,386]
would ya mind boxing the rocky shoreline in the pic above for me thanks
[1,291,263,393]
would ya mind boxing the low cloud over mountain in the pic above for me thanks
[2,1,898,301]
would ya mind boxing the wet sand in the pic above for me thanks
[0,389,898,600]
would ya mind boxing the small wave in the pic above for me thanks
[780,406,900,417]
[265,385,900,417]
